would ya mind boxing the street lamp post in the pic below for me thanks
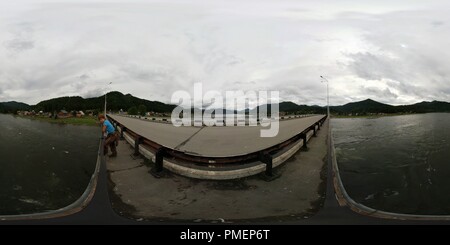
[104,82,112,116]
[320,76,330,118]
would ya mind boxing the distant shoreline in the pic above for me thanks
[15,114,99,127]
[331,112,450,119]
[332,113,407,119]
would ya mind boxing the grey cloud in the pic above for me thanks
[4,39,34,52]
[82,88,104,98]
[227,59,243,66]
[79,74,90,80]
[347,52,397,81]
[120,64,178,85]
[233,81,256,85]
[336,11,381,21]
[204,51,244,72]
[71,81,87,91]
[313,37,340,43]
[431,21,444,27]
[362,86,398,101]
[385,81,423,98]
[285,8,309,13]
[342,9,450,103]
[4,22,35,52]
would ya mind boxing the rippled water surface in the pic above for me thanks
[0,114,99,215]
[332,113,450,215]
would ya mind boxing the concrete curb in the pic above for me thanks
[0,140,104,221]
[330,123,450,221]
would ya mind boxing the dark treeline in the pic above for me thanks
[33,91,176,114]
[1,94,450,116]
[0,101,31,113]
[330,99,450,115]
[264,99,450,115]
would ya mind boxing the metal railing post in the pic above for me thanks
[134,136,142,156]
[155,148,165,173]
[259,152,273,177]
[265,155,273,177]
[120,127,126,140]
[301,133,307,149]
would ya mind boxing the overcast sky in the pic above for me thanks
[1,0,450,106]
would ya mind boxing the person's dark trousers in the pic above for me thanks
[104,133,118,156]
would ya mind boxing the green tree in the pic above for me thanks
[128,106,138,115]
[138,104,147,116]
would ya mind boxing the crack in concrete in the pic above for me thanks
[108,164,145,173]
[173,126,205,151]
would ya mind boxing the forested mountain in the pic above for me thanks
[330,99,450,115]
[34,91,176,113]
[330,99,397,114]
[252,102,326,115]
[0,101,31,113]
[398,101,450,113]
[256,99,450,115]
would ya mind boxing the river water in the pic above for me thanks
[332,113,450,215]
[0,114,99,215]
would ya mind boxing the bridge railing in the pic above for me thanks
[107,114,327,179]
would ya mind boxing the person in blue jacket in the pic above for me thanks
[98,114,118,157]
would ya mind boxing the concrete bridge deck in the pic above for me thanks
[108,114,325,157]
